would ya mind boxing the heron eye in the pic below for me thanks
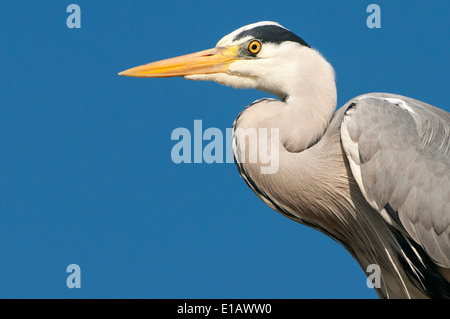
[248,40,262,54]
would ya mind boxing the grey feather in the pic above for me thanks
[342,93,450,267]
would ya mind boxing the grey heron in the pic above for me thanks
[119,21,450,299]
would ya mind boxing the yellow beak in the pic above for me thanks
[118,46,240,78]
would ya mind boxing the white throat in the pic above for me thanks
[256,47,337,152]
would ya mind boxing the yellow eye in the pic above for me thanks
[248,40,262,54]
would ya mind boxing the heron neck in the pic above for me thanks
[276,65,337,152]
[281,94,336,152]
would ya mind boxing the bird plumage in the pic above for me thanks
[341,94,450,268]
[120,21,450,298]
[233,93,450,298]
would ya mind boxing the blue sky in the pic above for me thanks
[0,1,448,298]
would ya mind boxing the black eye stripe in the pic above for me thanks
[234,25,309,47]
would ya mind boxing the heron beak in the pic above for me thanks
[118,46,240,78]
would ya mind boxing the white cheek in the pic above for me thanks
[184,74,215,81]
[228,60,256,76]
[229,57,288,95]
[228,59,275,82]
[185,73,257,89]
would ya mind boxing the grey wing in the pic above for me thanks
[340,93,450,268]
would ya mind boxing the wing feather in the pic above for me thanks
[341,93,450,267]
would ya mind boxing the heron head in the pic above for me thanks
[119,21,327,99]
